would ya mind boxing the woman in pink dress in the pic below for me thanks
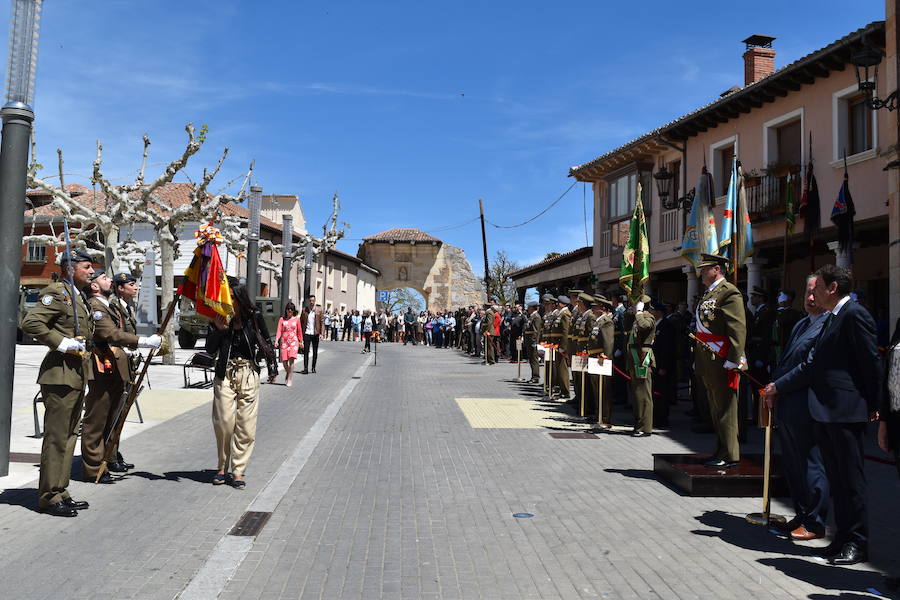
[274,302,303,386]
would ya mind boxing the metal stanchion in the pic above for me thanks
[746,404,786,527]
[516,338,522,381]
[580,364,586,417]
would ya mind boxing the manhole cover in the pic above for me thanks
[548,432,597,439]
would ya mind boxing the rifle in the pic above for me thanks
[95,293,179,482]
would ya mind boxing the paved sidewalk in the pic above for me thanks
[0,340,897,599]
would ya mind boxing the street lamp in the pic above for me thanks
[851,39,897,111]
[653,163,675,209]
[280,214,292,309]
[0,0,42,477]
[245,184,262,301]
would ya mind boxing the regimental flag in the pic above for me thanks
[619,183,650,303]
[799,161,821,241]
[831,163,856,258]
[718,157,754,272]
[177,222,234,319]
[681,167,719,266]
[785,173,797,235]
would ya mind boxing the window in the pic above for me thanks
[833,83,875,163]
[710,136,738,198]
[340,303,347,313]
[26,241,46,263]
[848,95,872,156]
[340,266,348,292]
[316,278,323,294]
[607,170,651,221]
[326,300,333,311]
[327,261,334,289]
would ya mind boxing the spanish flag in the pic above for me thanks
[177,223,234,319]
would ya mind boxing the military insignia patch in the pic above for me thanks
[41,295,53,306]
[92,311,103,321]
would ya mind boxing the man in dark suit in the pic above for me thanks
[765,264,881,566]
[649,299,676,428]
[769,275,829,541]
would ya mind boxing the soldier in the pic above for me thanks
[81,271,160,483]
[523,300,542,383]
[554,295,572,400]
[627,295,657,437]
[586,295,615,427]
[747,286,775,382]
[21,249,96,517]
[693,253,748,467]
[539,293,558,390]
[773,289,803,363]
[570,292,595,408]
[482,303,496,364]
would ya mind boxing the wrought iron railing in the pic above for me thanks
[743,166,801,221]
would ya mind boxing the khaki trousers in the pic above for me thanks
[38,384,84,507]
[81,375,124,478]
[213,361,260,475]
[524,336,540,380]
[555,354,570,398]
[696,354,740,462]
[484,334,495,364]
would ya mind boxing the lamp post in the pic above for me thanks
[280,214,292,309]
[0,0,42,477]
[246,184,262,300]
[303,237,313,301]
[653,163,675,209]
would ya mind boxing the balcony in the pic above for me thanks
[743,165,801,222]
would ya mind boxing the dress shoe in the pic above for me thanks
[62,497,89,510]
[311,367,316,373]
[772,518,800,534]
[84,472,113,484]
[116,453,135,470]
[703,458,738,468]
[790,526,825,541]
[811,541,843,558]
[40,501,77,517]
[632,431,651,438]
[108,461,129,473]
[828,542,867,566]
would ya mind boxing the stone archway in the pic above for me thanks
[357,228,485,311]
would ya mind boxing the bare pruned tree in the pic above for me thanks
[487,250,520,305]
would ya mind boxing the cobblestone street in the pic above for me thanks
[1,341,898,599]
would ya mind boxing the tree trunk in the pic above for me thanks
[159,227,176,365]
[102,222,120,274]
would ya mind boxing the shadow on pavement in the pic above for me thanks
[758,557,896,599]
[0,487,39,512]
[691,509,809,556]
[125,469,218,484]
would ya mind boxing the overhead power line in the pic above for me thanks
[485,181,577,229]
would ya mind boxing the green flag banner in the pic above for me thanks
[619,183,650,303]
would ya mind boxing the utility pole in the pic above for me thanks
[0,0,42,477]
[479,198,490,302]
[303,238,313,301]
[246,184,262,299]
[280,214,293,308]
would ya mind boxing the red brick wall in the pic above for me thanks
[743,47,776,86]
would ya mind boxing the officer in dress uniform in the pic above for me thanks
[586,295,615,427]
[540,293,558,391]
[524,301,542,383]
[554,295,572,400]
[627,295,657,437]
[570,292,595,407]
[693,253,748,467]
[110,272,145,467]
[81,271,160,482]
[21,249,96,517]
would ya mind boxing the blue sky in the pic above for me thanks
[11,0,883,275]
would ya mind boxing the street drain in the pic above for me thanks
[548,432,597,439]
[229,511,271,536]
[512,513,535,518]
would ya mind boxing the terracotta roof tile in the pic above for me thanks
[363,228,441,243]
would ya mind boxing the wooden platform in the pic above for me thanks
[653,453,788,497]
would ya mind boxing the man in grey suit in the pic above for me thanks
[770,275,829,541]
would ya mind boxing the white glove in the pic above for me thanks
[56,337,86,353]
[723,360,739,370]
[123,347,135,357]
[138,334,162,349]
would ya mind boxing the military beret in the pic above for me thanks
[541,293,556,303]
[577,292,594,304]
[88,269,106,281]
[557,295,570,304]
[696,253,729,268]
[750,286,768,298]
[113,272,137,285]
[57,248,93,265]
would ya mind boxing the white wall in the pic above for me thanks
[356,268,377,312]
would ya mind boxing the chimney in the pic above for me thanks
[742,34,776,86]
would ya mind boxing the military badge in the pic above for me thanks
[92,311,104,321]
[41,295,53,306]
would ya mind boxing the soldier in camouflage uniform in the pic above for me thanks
[21,249,95,517]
